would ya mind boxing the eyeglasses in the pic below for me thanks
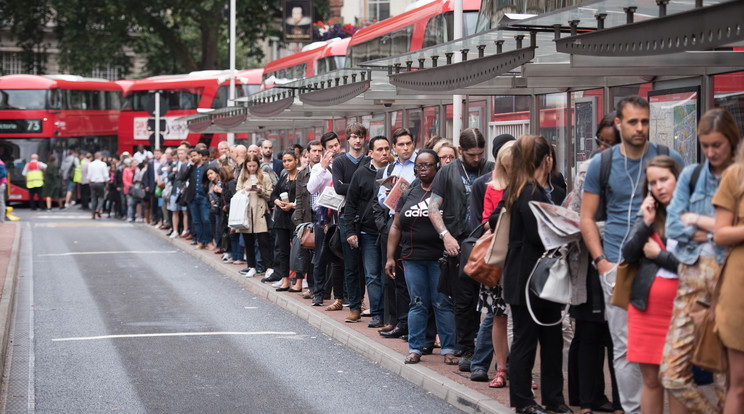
[439,155,455,161]
[414,163,436,171]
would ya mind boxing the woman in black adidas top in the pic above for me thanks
[384,149,458,366]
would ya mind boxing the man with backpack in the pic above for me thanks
[580,96,684,413]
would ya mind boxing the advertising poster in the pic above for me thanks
[284,0,313,43]
[649,87,699,166]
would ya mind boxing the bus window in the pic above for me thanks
[0,90,47,110]
[423,14,445,48]
[391,26,413,55]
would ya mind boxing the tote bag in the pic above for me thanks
[227,191,251,231]
[485,208,510,267]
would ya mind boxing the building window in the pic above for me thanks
[92,64,123,81]
[1,52,45,75]
[368,0,390,22]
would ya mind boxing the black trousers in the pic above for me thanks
[242,232,272,269]
[28,187,43,210]
[90,182,105,212]
[447,256,480,353]
[509,303,565,410]
[80,183,90,209]
[380,230,409,328]
[568,319,620,410]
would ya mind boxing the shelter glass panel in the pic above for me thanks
[714,71,744,134]
[423,106,440,147]
[538,93,569,181]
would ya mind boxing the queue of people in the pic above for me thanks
[18,97,744,414]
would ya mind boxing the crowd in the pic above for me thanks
[16,95,744,414]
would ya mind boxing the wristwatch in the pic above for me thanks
[439,229,449,239]
[592,254,606,268]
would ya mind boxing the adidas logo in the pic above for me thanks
[404,197,441,218]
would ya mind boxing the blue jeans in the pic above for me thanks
[470,312,494,371]
[230,233,242,261]
[189,195,212,244]
[403,260,456,355]
[339,218,363,312]
[360,233,383,318]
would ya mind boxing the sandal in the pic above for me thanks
[325,299,343,311]
[489,368,507,388]
[404,353,421,364]
[443,354,459,365]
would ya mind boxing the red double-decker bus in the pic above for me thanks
[118,69,263,153]
[0,74,122,202]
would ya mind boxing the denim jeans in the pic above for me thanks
[470,312,494,372]
[312,223,327,298]
[360,233,383,318]
[230,233,242,261]
[189,195,212,244]
[339,218,362,312]
[127,194,143,220]
[403,260,456,355]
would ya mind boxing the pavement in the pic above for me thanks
[141,223,515,414]
[0,222,21,381]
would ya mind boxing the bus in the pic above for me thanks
[345,0,481,67]
[118,69,263,153]
[260,38,351,89]
[0,74,122,202]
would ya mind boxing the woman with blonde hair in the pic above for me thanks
[433,140,459,167]
[662,108,740,412]
[235,154,274,279]
[710,109,744,414]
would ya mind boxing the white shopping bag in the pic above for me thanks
[228,191,251,231]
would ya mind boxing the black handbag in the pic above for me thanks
[320,224,343,263]
[129,183,145,200]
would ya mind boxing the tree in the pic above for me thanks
[1,0,283,77]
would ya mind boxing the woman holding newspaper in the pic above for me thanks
[235,154,274,278]
[501,135,569,414]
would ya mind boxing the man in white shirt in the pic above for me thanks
[86,152,109,219]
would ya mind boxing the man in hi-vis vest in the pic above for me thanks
[22,153,47,211]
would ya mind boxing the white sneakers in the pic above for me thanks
[245,268,256,278]
[169,231,178,238]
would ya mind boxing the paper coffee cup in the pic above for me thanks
[280,192,289,202]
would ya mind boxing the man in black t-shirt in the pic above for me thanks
[428,128,494,370]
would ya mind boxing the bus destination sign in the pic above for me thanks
[0,119,43,133]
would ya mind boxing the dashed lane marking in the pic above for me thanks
[52,331,297,342]
[39,250,178,257]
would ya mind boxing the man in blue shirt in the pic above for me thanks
[185,148,212,249]
[580,95,684,414]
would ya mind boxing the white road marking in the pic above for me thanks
[243,307,257,309]
[52,331,297,342]
[39,250,178,257]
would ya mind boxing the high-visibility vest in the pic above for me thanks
[73,159,84,183]
[26,161,44,189]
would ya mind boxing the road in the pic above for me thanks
[1,210,461,413]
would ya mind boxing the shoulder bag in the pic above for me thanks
[296,222,315,249]
[610,259,639,310]
[485,208,510,267]
[462,223,502,287]
[525,244,574,326]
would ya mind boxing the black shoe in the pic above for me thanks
[470,368,488,382]
[400,335,408,342]
[517,405,549,414]
[261,275,281,283]
[367,316,383,328]
[379,325,407,338]
[544,404,573,414]
[275,287,289,292]
[458,351,474,372]
[422,346,433,355]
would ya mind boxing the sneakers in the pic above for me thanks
[244,268,256,278]
[458,351,474,372]
[367,316,384,328]
[345,309,362,323]
[264,268,274,278]
[169,231,178,238]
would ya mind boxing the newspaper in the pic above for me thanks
[383,176,410,211]
[317,186,345,211]
[528,201,582,250]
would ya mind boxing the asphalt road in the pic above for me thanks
[1,209,462,413]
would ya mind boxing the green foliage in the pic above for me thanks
[0,0,52,74]
[1,0,282,77]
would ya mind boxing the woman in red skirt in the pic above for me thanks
[621,155,684,414]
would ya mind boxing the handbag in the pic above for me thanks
[462,224,502,287]
[525,244,574,326]
[296,222,315,249]
[129,183,145,200]
[485,208,510,267]
[610,259,639,310]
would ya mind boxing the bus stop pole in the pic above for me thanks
[452,0,463,143]
[227,0,236,146]
[155,91,161,151]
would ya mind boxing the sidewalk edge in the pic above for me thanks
[0,224,22,378]
[142,224,512,414]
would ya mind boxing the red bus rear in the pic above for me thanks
[0,74,121,202]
